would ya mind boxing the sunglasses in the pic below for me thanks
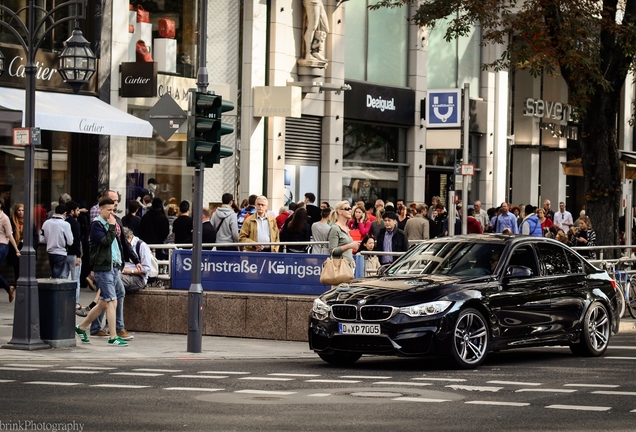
[341,207,352,211]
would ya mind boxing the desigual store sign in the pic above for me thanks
[344,80,415,126]
[0,44,97,94]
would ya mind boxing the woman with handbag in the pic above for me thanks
[328,201,360,268]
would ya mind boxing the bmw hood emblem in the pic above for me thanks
[358,299,366,305]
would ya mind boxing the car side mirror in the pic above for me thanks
[505,265,532,278]
[378,263,390,276]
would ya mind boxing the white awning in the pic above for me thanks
[0,87,153,138]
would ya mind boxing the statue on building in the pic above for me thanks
[300,0,329,67]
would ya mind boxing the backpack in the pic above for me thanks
[136,239,159,278]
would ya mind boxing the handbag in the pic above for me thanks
[136,40,153,62]
[320,255,354,285]
[136,5,150,23]
[158,18,176,38]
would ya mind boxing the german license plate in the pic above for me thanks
[338,323,381,335]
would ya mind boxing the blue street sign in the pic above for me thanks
[426,89,461,128]
[171,249,331,295]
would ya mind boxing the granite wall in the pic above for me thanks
[123,289,314,342]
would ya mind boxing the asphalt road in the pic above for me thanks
[2,333,636,431]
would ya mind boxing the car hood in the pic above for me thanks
[321,274,487,306]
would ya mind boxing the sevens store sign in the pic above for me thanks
[426,89,461,128]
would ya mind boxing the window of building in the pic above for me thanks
[342,121,406,203]
[344,1,408,87]
[427,15,481,98]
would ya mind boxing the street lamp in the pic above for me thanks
[0,0,96,350]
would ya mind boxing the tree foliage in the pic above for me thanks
[372,0,636,247]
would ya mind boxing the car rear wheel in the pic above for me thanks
[317,351,362,366]
[450,308,489,369]
[570,301,611,357]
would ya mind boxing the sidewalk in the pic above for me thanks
[0,288,633,362]
[0,288,314,362]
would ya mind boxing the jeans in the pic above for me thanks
[66,255,81,306]
[48,254,69,279]
[0,243,10,293]
[91,268,126,334]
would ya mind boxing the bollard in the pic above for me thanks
[38,279,77,348]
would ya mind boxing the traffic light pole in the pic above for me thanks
[187,0,209,353]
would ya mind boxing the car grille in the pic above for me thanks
[331,304,396,321]
[360,306,395,321]
[331,335,395,353]
[331,305,357,320]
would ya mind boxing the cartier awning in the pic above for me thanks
[0,87,153,137]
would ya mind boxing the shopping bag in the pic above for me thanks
[136,5,150,23]
[135,40,153,62]
[320,255,354,285]
[158,18,176,38]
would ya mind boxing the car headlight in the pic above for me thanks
[399,301,452,317]
[312,298,331,320]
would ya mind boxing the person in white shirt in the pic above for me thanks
[553,201,574,231]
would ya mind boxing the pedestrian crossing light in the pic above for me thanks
[186,90,235,167]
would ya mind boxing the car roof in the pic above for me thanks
[425,233,567,248]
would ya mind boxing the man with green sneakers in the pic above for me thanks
[75,197,128,347]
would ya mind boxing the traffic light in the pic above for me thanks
[186,90,235,167]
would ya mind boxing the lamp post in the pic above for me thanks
[0,0,96,350]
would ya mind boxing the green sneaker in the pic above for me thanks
[107,336,129,347]
[75,326,90,344]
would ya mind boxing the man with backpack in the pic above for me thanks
[211,193,239,251]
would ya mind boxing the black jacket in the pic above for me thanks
[375,227,409,263]
[306,204,321,227]
[202,221,217,250]
[172,215,193,244]
[139,208,170,246]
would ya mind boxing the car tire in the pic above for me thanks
[570,301,611,357]
[317,351,362,366]
[449,308,489,369]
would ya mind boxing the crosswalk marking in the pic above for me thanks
[393,397,450,403]
[50,370,101,374]
[134,368,183,373]
[25,381,81,386]
[306,379,361,384]
[516,388,577,393]
[269,373,320,377]
[239,377,295,381]
[340,375,392,379]
[4,364,53,368]
[374,381,432,386]
[546,404,610,411]
[91,384,151,389]
[0,367,38,371]
[487,381,541,386]
[235,389,296,396]
[564,384,618,388]
[466,401,530,407]
[447,385,502,392]
[592,390,636,396]
[307,393,331,397]
[198,371,250,375]
[412,377,466,382]
[164,387,224,392]
[605,356,636,360]
[66,366,116,370]
[0,380,15,383]
[173,375,228,379]
[110,372,164,377]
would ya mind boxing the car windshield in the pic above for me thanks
[386,241,506,277]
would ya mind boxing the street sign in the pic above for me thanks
[426,89,461,128]
[12,127,40,146]
[460,163,475,176]
[146,94,188,141]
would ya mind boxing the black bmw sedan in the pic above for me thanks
[308,234,621,369]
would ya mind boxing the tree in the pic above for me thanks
[372,0,636,247]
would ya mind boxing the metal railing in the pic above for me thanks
[143,240,636,288]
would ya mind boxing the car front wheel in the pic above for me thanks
[449,308,489,369]
[570,301,611,357]
[317,351,362,366]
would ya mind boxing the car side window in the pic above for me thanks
[537,243,570,276]
[565,249,584,273]
[506,245,539,276]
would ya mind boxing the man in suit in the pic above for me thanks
[304,192,321,226]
